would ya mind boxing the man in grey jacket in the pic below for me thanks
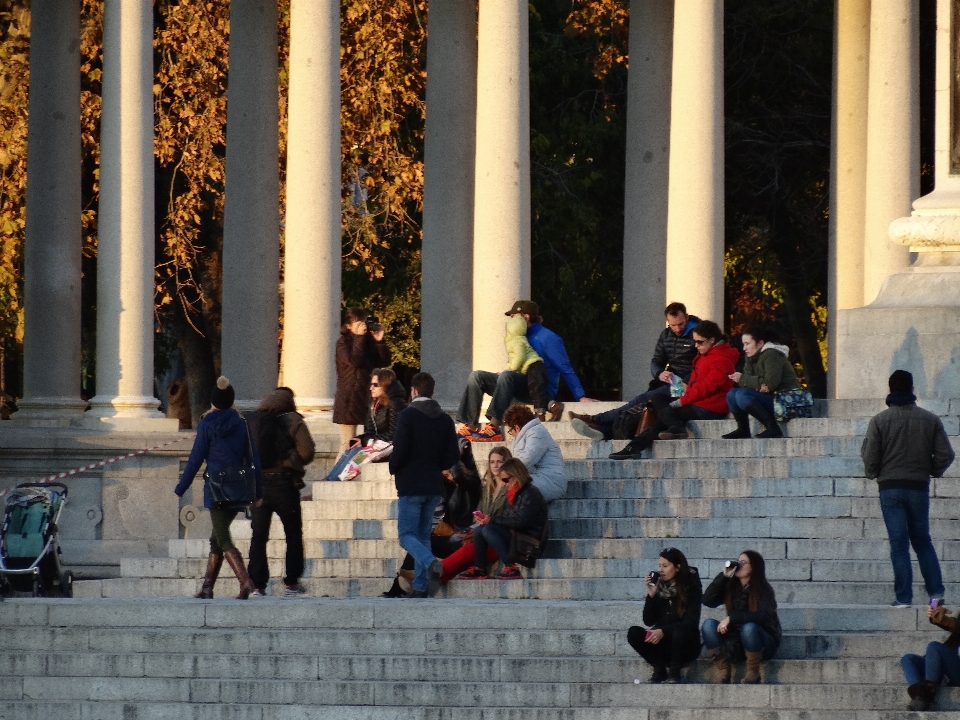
[861,370,955,607]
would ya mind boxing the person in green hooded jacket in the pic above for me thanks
[504,314,550,418]
[722,324,801,439]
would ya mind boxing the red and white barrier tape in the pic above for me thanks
[1,434,195,496]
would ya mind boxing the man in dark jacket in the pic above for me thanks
[570,302,700,440]
[245,388,316,596]
[389,372,460,597]
[861,370,955,607]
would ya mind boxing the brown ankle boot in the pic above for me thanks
[224,548,256,599]
[707,648,731,683]
[194,553,223,599]
[741,650,763,683]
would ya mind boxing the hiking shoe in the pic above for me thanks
[283,582,306,596]
[496,564,523,580]
[571,417,605,442]
[471,422,503,442]
[547,400,564,422]
[459,566,489,580]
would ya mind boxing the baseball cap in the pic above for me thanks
[504,300,539,317]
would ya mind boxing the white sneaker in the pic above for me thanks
[250,589,267,598]
[571,418,605,442]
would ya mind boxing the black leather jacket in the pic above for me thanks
[649,315,701,382]
[491,482,548,537]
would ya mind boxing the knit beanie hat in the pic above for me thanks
[210,376,235,409]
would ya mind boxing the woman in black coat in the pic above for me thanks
[701,549,782,684]
[355,368,407,446]
[332,308,391,450]
[627,547,703,683]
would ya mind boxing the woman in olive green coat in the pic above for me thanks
[722,325,800,439]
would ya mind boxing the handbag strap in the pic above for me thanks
[237,409,255,466]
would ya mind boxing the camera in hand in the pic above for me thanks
[725,560,741,571]
[366,315,379,327]
[647,570,660,585]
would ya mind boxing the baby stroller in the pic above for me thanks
[0,482,72,597]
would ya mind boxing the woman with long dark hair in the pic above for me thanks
[627,547,703,683]
[701,549,782,683]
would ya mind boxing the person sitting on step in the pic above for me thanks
[627,547,703,683]
[458,458,548,580]
[502,403,567,502]
[900,602,960,711]
[722,324,800,440]
[701,549,782,684]
[570,302,700,441]
[610,320,738,459]
[438,445,511,585]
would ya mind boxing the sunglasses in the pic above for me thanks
[693,339,710,346]
[369,382,380,387]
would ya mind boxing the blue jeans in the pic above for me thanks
[901,641,960,685]
[726,387,774,414]
[457,370,531,426]
[325,446,363,481]
[701,619,777,660]
[879,487,945,603]
[397,494,442,591]
[473,523,512,569]
[593,384,672,438]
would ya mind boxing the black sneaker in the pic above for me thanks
[609,440,648,460]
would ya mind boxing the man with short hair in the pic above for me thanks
[389,372,460,597]
[570,302,700,441]
[457,300,594,441]
[861,370,954,607]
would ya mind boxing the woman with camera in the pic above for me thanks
[333,308,391,452]
[899,603,960,710]
[701,550,782,684]
[627,547,703,683]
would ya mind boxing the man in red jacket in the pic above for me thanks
[610,320,738,460]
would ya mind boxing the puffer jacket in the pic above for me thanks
[650,315,701,382]
[642,567,703,640]
[702,572,783,649]
[737,343,800,393]
[862,397,955,487]
[332,331,391,425]
[678,341,740,414]
[175,408,264,508]
[490,481,548,538]
[505,315,543,373]
[511,418,566,502]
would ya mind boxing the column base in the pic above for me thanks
[11,397,89,428]
[83,395,179,432]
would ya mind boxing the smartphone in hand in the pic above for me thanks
[472,510,488,522]
[931,597,944,610]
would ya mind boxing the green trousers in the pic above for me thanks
[209,507,241,554]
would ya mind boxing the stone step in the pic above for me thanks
[3,705,959,720]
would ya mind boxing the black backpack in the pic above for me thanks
[254,412,295,469]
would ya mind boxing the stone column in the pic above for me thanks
[665,0,724,323]
[281,0,341,411]
[621,0,673,399]
[472,0,530,371]
[221,0,280,408]
[17,0,87,423]
[421,0,478,407]
[827,0,870,397]
[87,0,170,428]
[862,0,917,304]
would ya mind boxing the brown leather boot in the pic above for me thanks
[707,647,731,683]
[547,400,564,422]
[741,650,763,683]
[194,553,223,599]
[224,548,256,599]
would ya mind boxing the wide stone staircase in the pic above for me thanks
[3,398,960,716]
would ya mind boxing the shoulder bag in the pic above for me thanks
[508,522,549,569]
[773,388,814,423]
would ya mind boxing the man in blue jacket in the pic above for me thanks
[457,300,594,441]
[389,372,460,597]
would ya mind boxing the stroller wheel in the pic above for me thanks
[60,570,74,598]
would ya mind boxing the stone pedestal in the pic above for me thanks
[664,0,724,322]
[17,0,87,425]
[421,0,477,407]
[280,0,341,411]
[621,0,673,398]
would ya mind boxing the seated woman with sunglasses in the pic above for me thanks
[611,320,739,460]
[627,547,703,683]
[458,458,548,580]
[701,550,782,684]
[325,368,406,480]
